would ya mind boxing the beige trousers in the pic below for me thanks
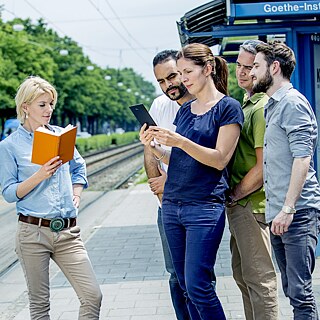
[226,202,278,320]
[15,221,102,320]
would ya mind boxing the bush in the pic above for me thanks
[109,131,139,146]
[75,131,139,155]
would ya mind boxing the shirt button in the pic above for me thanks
[264,161,266,164]
[266,125,268,128]
[265,180,267,183]
[266,199,269,202]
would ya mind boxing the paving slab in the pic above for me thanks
[0,184,319,319]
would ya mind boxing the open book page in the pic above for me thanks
[61,124,75,133]
[36,126,58,136]
[36,124,75,136]
[31,125,77,165]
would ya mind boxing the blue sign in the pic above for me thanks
[232,1,320,18]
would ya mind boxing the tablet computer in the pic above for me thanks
[129,104,157,128]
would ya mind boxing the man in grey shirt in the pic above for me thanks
[250,42,320,319]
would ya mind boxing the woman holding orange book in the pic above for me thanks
[0,76,102,319]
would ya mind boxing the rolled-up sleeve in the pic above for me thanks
[69,148,88,188]
[280,96,315,158]
[0,142,20,202]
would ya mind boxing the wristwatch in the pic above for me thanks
[282,205,296,214]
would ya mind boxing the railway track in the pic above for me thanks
[0,142,144,277]
[85,142,142,171]
[87,143,144,190]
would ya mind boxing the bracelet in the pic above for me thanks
[73,194,81,199]
[154,150,166,161]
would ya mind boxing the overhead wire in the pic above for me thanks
[50,12,183,24]
[2,7,16,17]
[22,0,117,59]
[3,3,152,60]
[4,2,163,62]
[24,0,67,36]
[103,0,153,53]
[86,0,150,65]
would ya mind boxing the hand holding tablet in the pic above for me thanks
[129,104,157,129]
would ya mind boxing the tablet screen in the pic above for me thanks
[129,104,157,128]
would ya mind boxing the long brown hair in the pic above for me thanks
[176,43,229,95]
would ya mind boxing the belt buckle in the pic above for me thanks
[50,218,65,232]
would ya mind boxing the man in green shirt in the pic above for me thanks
[227,40,278,319]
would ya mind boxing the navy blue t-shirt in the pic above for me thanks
[163,96,243,203]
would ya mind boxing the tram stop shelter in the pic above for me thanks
[177,0,320,252]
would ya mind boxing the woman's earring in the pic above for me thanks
[25,112,28,119]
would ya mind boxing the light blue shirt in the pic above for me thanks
[264,83,320,223]
[0,125,88,218]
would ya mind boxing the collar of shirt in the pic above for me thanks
[18,124,33,140]
[243,92,266,108]
[18,123,58,139]
[265,83,293,110]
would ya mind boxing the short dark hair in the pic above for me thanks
[153,50,178,67]
[255,42,296,80]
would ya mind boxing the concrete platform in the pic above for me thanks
[0,183,319,319]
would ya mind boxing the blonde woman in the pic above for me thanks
[0,76,102,319]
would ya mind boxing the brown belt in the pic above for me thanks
[19,214,76,231]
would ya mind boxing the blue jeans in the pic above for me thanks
[158,207,190,320]
[270,208,320,320]
[162,200,226,320]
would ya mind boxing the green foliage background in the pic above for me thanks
[0,14,243,135]
[228,63,244,104]
[76,131,139,154]
[0,16,156,134]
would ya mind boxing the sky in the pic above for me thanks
[1,0,210,94]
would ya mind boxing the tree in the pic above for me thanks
[228,63,244,103]
[0,15,157,134]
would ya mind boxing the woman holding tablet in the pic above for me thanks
[140,43,243,319]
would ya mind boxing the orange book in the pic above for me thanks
[31,125,77,165]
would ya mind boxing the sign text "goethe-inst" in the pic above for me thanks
[264,2,320,13]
